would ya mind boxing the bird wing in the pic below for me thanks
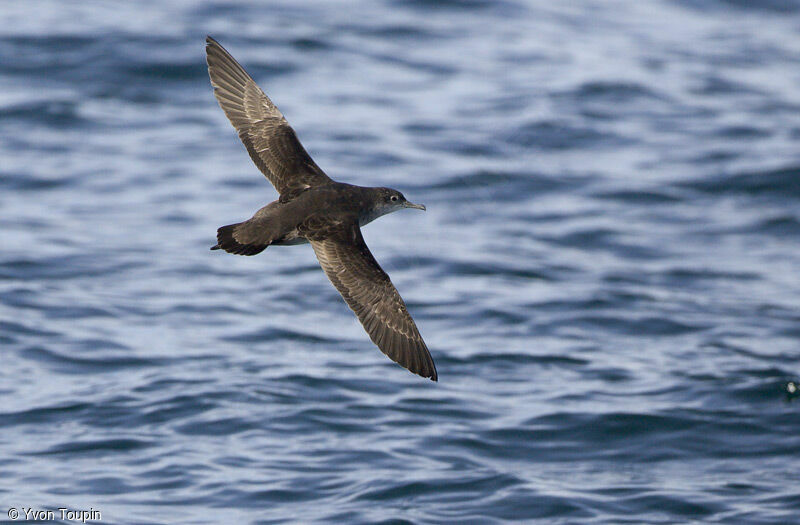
[305,218,437,381]
[206,36,333,198]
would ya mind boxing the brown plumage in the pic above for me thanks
[207,37,437,381]
[206,37,332,198]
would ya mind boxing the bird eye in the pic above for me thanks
[390,195,398,202]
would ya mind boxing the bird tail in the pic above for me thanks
[210,223,268,256]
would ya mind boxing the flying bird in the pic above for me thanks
[206,37,437,381]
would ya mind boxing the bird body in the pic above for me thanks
[206,37,437,381]
[212,183,421,253]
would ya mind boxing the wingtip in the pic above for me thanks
[417,364,438,382]
[408,367,437,382]
[424,356,438,382]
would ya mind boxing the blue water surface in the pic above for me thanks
[2,1,800,523]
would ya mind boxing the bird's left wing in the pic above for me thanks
[304,219,437,381]
[206,36,333,198]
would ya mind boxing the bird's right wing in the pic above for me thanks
[305,219,437,381]
[206,37,333,198]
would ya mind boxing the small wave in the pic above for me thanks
[714,125,772,140]
[443,352,589,367]
[593,189,684,204]
[354,472,520,502]
[552,314,707,336]
[0,99,91,129]
[30,438,153,456]
[507,120,629,150]
[0,256,142,281]
[0,320,60,339]
[23,345,166,373]
[436,259,556,281]
[543,228,668,260]
[739,215,800,237]
[661,267,761,283]
[571,81,664,102]
[677,0,800,13]
[176,416,259,436]
[429,170,584,204]
[0,171,76,191]
[690,75,764,96]
[390,0,522,13]
[0,402,92,428]
[678,165,800,198]
[224,326,340,344]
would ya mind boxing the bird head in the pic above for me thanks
[377,187,426,214]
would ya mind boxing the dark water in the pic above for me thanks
[2,1,800,523]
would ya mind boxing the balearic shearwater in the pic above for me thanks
[206,37,437,381]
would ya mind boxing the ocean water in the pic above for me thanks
[2,1,800,523]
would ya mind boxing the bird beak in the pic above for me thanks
[404,202,426,211]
